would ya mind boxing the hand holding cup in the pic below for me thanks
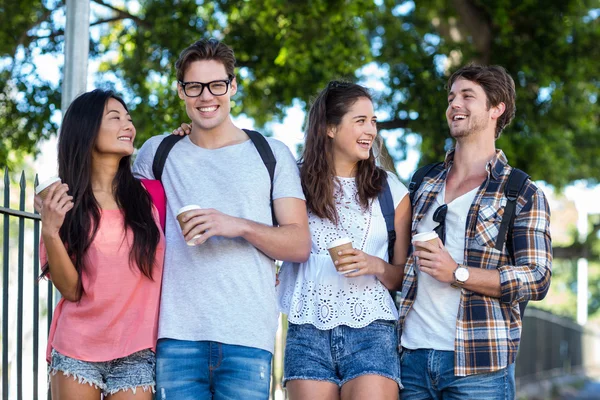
[327,238,358,275]
[36,178,74,237]
[177,205,203,246]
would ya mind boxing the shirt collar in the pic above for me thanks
[443,148,508,180]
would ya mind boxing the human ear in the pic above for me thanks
[491,102,506,120]
[229,77,237,96]
[327,125,336,139]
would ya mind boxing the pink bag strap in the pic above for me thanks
[140,179,166,231]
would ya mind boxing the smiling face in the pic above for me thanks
[327,97,377,169]
[446,78,497,140]
[178,59,237,133]
[93,97,135,158]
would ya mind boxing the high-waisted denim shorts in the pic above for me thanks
[283,320,402,388]
[49,348,156,396]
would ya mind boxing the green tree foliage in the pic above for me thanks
[1,0,599,190]
[369,0,600,188]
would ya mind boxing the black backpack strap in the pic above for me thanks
[495,168,529,251]
[378,174,398,303]
[378,174,396,263]
[409,162,444,203]
[151,130,278,226]
[152,135,185,181]
[494,168,530,316]
[244,129,278,226]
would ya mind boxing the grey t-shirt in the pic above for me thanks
[133,134,305,353]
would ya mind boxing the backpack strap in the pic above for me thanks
[492,167,530,316]
[152,135,185,181]
[140,179,166,231]
[495,168,529,252]
[378,174,398,303]
[408,162,444,203]
[377,174,396,263]
[150,130,278,226]
[244,129,278,226]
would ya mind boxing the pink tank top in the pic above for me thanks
[42,207,165,362]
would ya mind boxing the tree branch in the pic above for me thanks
[91,0,151,29]
[377,118,410,131]
[553,221,600,260]
[31,17,131,43]
[450,0,492,64]
[11,6,57,63]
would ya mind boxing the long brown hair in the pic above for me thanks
[300,81,385,223]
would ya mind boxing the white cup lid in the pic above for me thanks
[327,237,353,249]
[35,177,61,194]
[177,205,201,215]
[412,231,438,243]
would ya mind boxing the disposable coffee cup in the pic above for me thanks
[327,237,356,275]
[177,205,202,246]
[35,177,61,200]
[412,231,439,253]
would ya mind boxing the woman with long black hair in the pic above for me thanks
[37,89,164,399]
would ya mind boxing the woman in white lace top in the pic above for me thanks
[278,82,411,399]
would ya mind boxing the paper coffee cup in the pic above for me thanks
[412,231,439,253]
[35,177,61,200]
[327,237,356,275]
[177,205,202,246]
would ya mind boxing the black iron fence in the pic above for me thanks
[1,168,53,400]
[516,307,600,385]
[1,168,600,399]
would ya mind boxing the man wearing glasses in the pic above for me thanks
[132,38,310,399]
[398,64,552,399]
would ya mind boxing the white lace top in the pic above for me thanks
[278,172,408,329]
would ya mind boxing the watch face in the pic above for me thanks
[456,267,469,282]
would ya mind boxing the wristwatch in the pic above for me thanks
[452,264,469,288]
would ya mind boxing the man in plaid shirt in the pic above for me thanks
[399,65,552,399]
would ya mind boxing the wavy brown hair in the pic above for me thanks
[300,81,386,224]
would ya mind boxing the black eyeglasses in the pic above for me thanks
[433,204,448,245]
[178,76,233,97]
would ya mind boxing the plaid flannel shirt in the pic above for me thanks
[398,149,552,376]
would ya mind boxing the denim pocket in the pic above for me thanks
[370,319,397,328]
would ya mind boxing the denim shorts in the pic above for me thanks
[283,320,402,388]
[49,348,156,396]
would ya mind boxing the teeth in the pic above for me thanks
[118,137,131,141]
[453,115,467,121]
[199,106,218,112]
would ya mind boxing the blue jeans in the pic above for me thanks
[156,339,272,400]
[400,348,515,400]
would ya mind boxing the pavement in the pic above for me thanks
[559,378,600,400]
[519,375,600,400]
